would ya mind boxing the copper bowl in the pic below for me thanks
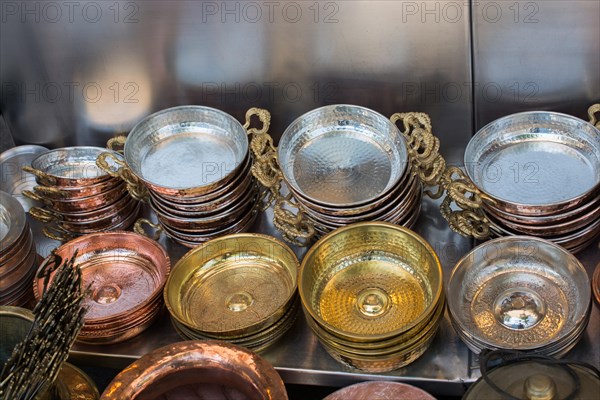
[30,182,127,214]
[100,341,288,400]
[324,381,435,400]
[33,176,122,200]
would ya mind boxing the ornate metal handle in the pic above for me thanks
[22,165,57,186]
[43,225,75,242]
[29,207,61,223]
[244,107,315,247]
[390,112,446,199]
[588,103,600,128]
[134,218,163,241]
[22,189,46,203]
[96,150,148,202]
[107,135,126,154]
[439,166,491,240]
[33,185,68,198]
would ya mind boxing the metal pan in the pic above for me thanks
[0,191,27,252]
[25,182,127,214]
[278,105,409,208]
[0,227,32,274]
[481,192,600,226]
[26,146,116,187]
[483,201,600,237]
[123,106,249,197]
[464,111,600,215]
[57,199,140,233]
[33,177,122,200]
[0,145,49,211]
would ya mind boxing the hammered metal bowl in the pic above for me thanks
[324,382,435,400]
[165,234,299,346]
[447,236,591,354]
[465,111,600,215]
[278,105,409,208]
[100,341,288,400]
[300,222,443,343]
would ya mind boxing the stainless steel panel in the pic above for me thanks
[472,0,600,128]
[1,0,472,164]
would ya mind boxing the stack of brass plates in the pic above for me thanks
[117,106,260,247]
[24,147,139,241]
[299,222,444,373]
[165,234,299,352]
[278,105,422,238]
[464,111,600,252]
[448,237,591,357]
[0,192,37,307]
[33,232,170,344]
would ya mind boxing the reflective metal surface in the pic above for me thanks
[0,145,48,210]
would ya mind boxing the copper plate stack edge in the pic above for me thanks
[324,381,436,400]
[164,233,299,352]
[299,222,445,373]
[33,231,170,344]
[276,105,423,238]
[99,106,263,247]
[447,236,591,357]
[23,146,139,242]
[0,191,37,307]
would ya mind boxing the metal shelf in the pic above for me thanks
[31,197,599,397]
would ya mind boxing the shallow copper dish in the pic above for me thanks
[58,200,140,234]
[278,105,409,208]
[34,176,122,200]
[464,111,600,215]
[34,232,170,325]
[0,241,36,291]
[26,146,115,187]
[300,222,443,343]
[324,382,435,400]
[28,182,127,214]
[100,341,287,400]
[165,233,299,338]
[0,222,31,268]
[122,106,249,198]
[448,236,590,353]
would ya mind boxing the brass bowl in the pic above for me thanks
[165,233,299,338]
[299,222,443,342]
[100,341,288,400]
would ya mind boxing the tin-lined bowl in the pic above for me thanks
[33,231,170,344]
[447,236,591,355]
[100,341,287,400]
[165,233,299,350]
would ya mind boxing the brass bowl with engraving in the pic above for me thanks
[165,233,299,345]
[447,236,591,355]
[300,222,443,343]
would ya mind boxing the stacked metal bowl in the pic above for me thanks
[276,105,424,238]
[23,147,139,241]
[0,192,37,307]
[165,234,299,352]
[299,222,445,373]
[33,232,170,344]
[443,111,600,252]
[447,237,591,357]
[99,106,262,247]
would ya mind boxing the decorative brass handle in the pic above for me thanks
[43,225,75,242]
[107,135,127,154]
[134,218,163,241]
[22,189,46,203]
[244,107,315,247]
[390,112,447,199]
[96,150,148,202]
[439,166,491,240]
[29,207,61,223]
[588,103,600,128]
[33,185,68,198]
[22,166,57,186]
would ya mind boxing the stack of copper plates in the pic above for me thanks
[99,106,261,248]
[33,232,170,344]
[448,237,591,357]
[277,105,423,238]
[0,192,37,307]
[299,222,445,373]
[456,111,600,252]
[165,234,299,352]
[23,147,139,241]
[324,382,435,400]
